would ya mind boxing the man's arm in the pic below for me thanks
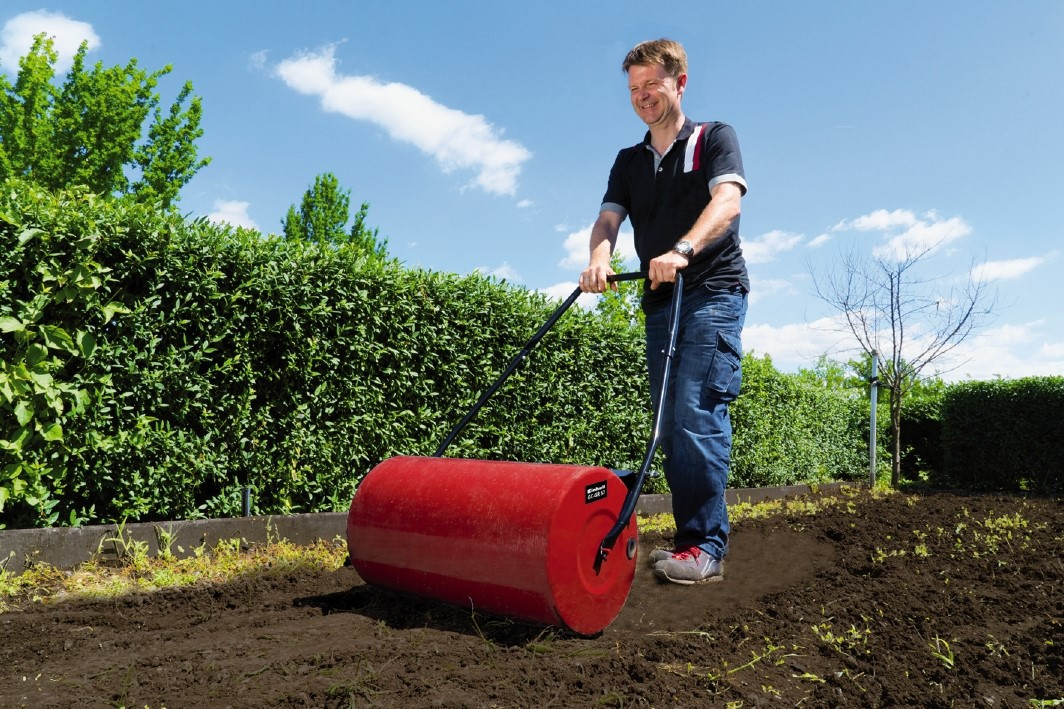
[579,209,625,293]
[647,181,743,290]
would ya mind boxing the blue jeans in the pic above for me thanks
[645,285,746,560]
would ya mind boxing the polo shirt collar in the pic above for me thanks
[641,117,699,158]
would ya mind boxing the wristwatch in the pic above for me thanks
[671,240,694,259]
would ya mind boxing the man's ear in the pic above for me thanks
[676,73,688,96]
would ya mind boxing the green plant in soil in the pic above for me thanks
[929,634,956,669]
[811,618,872,658]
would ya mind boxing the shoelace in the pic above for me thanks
[671,546,702,561]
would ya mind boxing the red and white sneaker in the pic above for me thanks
[647,547,678,566]
[653,546,724,585]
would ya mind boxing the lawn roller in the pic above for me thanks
[347,271,684,635]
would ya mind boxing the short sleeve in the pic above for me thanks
[704,124,747,196]
[601,149,631,213]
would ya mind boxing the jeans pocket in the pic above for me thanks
[703,331,742,403]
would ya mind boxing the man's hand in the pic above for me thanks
[581,210,624,293]
[648,251,689,290]
[579,263,616,293]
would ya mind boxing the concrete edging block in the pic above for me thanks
[1,483,851,575]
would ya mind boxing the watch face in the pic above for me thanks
[674,241,693,257]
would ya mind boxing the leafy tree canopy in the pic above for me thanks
[594,251,643,331]
[282,172,390,262]
[0,34,209,208]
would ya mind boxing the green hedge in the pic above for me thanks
[941,377,1064,493]
[898,385,945,482]
[1,180,867,528]
[732,355,866,488]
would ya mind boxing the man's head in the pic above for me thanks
[622,39,687,78]
[624,39,688,130]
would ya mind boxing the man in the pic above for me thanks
[579,38,748,585]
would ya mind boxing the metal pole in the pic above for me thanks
[869,350,878,488]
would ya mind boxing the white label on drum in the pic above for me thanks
[585,481,608,504]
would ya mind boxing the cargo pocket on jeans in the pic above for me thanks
[703,331,742,403]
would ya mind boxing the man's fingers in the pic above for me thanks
[579,268,614,293]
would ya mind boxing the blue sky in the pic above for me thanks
[3,2,1062,381]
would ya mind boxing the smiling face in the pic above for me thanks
[627,63,686,129]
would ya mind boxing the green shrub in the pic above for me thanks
[0,180,656,526]
[899,379,947,482]
[0,183,133,526]
[1,179,870,528]
[731,354,866,488]
[942,377,1063,493]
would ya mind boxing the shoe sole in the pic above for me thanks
[653,568,724,586]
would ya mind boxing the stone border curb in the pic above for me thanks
[0,483,850,575]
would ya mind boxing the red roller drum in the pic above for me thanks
[347,456,639,635]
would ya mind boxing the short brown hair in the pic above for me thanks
[622,39,688,77]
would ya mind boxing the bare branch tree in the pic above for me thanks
[810,240,997,486]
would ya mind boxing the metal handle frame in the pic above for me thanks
[429,270,685,568]
[596,272,682,563]
[432,271,647,458]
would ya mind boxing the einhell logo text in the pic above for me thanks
[585,481,608,504]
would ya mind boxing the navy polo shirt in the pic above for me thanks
[601,118,749,311]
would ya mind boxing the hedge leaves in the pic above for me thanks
[1,179,868,528]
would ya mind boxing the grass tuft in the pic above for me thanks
[1,536,348,611]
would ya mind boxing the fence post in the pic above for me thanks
[869,350,879,488]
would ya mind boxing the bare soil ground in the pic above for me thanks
[1,488,1061,708]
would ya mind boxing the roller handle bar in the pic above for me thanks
[597,272,683,564]
[432,271,646,458]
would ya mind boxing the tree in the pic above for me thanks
[282,172,390,261]
[810,241,996,486]
[595,251,643,330]
[282,172,350,244]
[348,201,389,263]
[0,34,209,207]
[794,354,864,392]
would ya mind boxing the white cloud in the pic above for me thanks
[476,261,522,283]
[248,49,268,71]
[274,45,531,197]
[748,277,796,305]
[971,254,1052,282]
[836,208,971,260]
[877,216,970,260]
[207,200,259,230]
[934,320,1064,381]
[807,233,832,248]
[742,316,854,371]
[0,10,100,74]
[516,199,534,209]
[742,229,804,265]
[558,223,635,270]
[540,282,600,310]
[846,208,918,232]
[1038,341,1064,359]
[748,312,1064,382]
